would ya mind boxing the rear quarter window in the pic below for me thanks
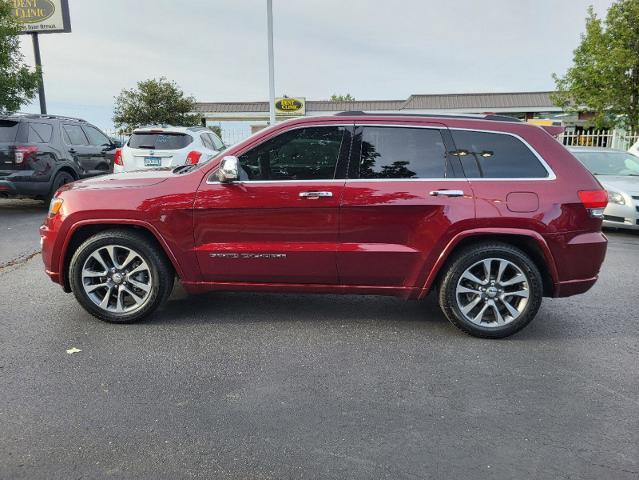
[28,123,53,143]
[129,133,193,150]
[451,130,549,178]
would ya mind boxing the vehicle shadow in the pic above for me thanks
[148,285,449,328]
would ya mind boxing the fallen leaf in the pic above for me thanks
[66,347,82,355]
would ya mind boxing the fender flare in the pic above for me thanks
[417,228,559,299]
[58,218,185,285]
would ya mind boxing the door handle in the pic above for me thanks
[429,189,465,197]
[69,148,76,154]
[299,191,333,198]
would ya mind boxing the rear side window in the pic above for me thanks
[450,130,548,178]
[354,127,449,179]
[0,120,20,142]
[28,123,53,143]
[63,125,89,145]
[209,133,225,150]
[129,132,193,150]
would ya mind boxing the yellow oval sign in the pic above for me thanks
[276,98,303,112]
[12,0,56,24]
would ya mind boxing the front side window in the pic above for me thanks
[238,126,345,181]
[354,127,449,179]
[451,130,549,178]
[83,125,111,146]
[63,125,88,146]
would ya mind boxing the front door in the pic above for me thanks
[193,125,351,284]
[338,123,473,288]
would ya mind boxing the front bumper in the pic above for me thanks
[602,200,639,230]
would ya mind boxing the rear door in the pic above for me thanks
[127,131,193,168]
[193,124,351,284]
[338,123,473,288]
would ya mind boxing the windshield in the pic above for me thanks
[572,151,639,176]
[0,120,19,142]
[129,132,193,150]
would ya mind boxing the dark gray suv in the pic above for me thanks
[0,114,116,201]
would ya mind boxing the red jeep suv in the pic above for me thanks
[40,114,608,338]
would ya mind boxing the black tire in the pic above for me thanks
[46,171,74,203]
[69,229,174,323]
[438,242,543,339]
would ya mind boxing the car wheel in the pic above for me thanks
[438,242,543,339]
[69,229,174,323]
[46,171,74,203]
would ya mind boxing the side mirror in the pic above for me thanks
[217,155,239,183]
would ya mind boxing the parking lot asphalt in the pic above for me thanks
[0,199,638,480]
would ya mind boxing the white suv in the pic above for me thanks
[114,126,225,173]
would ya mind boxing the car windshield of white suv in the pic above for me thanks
[573,151,639,176]
[129,132,192,150]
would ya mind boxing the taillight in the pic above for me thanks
[186,151,202,165]
[578,190,608,218]
[113,148,123,166]
[15,145,38,164]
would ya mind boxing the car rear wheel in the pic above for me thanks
[46,171,74,203]
[69,229,174,323]
[438,242,543,338]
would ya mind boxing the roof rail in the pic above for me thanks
[3,112,87,122]
[333,111,521,123]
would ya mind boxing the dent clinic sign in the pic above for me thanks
[11,0,71,34]
[275,97,306,117]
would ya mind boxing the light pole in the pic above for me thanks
[267,0,276,125]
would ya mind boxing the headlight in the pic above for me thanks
[48,197,64,216]
[607,191,625,205]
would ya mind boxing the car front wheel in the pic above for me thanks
[69,229,174,323]
[438,242,543,339]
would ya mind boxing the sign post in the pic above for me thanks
[266,0,275,125]
[10,0,72,114]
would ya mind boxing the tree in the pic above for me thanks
[0,0,40,114]
[113,77,200,132]
[330,93,355,102]
[552,0,639,129]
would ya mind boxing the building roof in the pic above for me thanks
[194,92,559,115]
[401,92,556,110]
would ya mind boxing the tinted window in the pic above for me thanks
[63,125,88,145]
[28,123,52,143]
[200,133,213,149]
[356,127,449,179]
[238,126,345,181]
[572,151,639,176]
[451,130,548,178]
[129,133,193,150]
[0,120,20,142]
[84,125,110,146]
[209,133,225,150]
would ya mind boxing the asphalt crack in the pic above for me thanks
[0,250,41,275]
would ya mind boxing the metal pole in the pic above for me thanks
[266,0,275,125]
[31,33,47,114]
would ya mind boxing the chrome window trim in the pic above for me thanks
[205,122,556,185]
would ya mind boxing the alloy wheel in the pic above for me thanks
[455,257,530,327]
[81,244,153,314]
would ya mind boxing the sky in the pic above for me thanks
[18,0,617,131]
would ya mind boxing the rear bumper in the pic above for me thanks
[545,231,607,298]
[0,178,49,196]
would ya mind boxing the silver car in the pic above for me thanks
[569,146,639,230]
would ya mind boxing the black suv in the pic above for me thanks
[0,114,116,201]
